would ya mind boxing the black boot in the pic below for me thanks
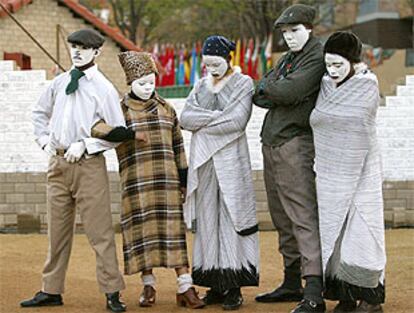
[291,299,326,313]
[291,276,325,313]
[202,289,226,305]
[20,291,63,307]
[256,260,303,303]
[106,291,126,312]
[222,288,243,310]
[333,300,357,312]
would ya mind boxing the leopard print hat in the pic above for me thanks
[118,51,158,85]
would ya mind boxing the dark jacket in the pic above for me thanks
[253,36,325,147]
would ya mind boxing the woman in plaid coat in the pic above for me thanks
[91,51,204,309]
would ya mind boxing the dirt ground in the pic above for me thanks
[0,230,413,313]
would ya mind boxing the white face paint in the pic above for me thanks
[202,55,228,79]
[281,24,311,52]
[325,53,351,84]
[131,73,156,100]
[70,44,99,67]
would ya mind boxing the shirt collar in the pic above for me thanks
[69,64,98,80]
[83,64,98,80]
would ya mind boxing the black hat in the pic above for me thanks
[274,4,316,28]
[202,35,236,58]
[324,31,362,63]
[67,29,105,49]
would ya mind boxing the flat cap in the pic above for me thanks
[118,51,158,85]
[274,4,316,28]
[67,29,105,49]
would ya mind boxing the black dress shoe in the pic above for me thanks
[333,300,357,312]
[20,291,63,307]
[255,286,303,303]
[354,301,383,313]
[106,292,126,312]
[222,288,243,311]
[290,299,326,313]
[202,289,226,305]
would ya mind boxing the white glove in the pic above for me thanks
[64,141,86,163]
[43,143,56,157]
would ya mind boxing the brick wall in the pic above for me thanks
[1,171,412,233]
[0,0,129,93]
[0,64,413,232]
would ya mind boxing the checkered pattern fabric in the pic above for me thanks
[93,93,189,275]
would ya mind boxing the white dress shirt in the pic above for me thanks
[32,65,125,154]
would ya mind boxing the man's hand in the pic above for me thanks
[43,143,56,157]
[64,141,86,163]
[180,187,187,203]
[135,131,148,143]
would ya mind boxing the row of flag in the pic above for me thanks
[152,35,274,87]
[362,47,395,68]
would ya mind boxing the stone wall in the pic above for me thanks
[0,63,413,232]
[0,0,129,93]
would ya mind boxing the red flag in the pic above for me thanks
[162,45,174,86]
[159,44,167,86]
[247,38,254,77]
[251,38,260,80]
[240,39,245,72]
[168,46,175,86]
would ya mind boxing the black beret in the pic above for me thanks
[274,4,316,28]
[202,35,236,58]
[324,31,362,63]
[67,29,105,49]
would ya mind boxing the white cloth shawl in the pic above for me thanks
[180,71,257,233]
[311,67,386,288]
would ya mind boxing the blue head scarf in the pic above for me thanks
[202,35,236,58]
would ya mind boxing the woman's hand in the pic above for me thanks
[135,131,148,143]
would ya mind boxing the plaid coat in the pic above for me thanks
[92,93,189,275]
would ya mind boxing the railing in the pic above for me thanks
[156,85,193,98]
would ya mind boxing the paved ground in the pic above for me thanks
[0,229,413,313]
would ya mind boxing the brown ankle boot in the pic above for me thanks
[176,287,205,309]
[139,286,156,307]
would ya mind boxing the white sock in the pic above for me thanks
[177,273,193,294]
[141,273,156,288]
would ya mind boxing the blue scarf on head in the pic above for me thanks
[202,35,236,58]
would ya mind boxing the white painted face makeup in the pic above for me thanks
[131,73,156,100]
[70,44,100,67]
[324,53,351,84]
[281,24,311,52]
[202,55,228,79]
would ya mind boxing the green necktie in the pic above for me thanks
[65,68,85,95]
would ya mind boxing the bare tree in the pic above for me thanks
[90,0,352,47]
[108,0,149,44]
[228,0,292,41]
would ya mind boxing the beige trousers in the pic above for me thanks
[262,135,322,277]
[41,155,125,294]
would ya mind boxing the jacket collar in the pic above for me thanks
[288,36,320,60]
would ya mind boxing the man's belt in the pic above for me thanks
[55,148,102,158]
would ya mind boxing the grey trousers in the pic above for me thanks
[262,135,322,277]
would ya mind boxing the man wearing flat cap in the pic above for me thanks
[21,29,127,312]
[253,4,326,313]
